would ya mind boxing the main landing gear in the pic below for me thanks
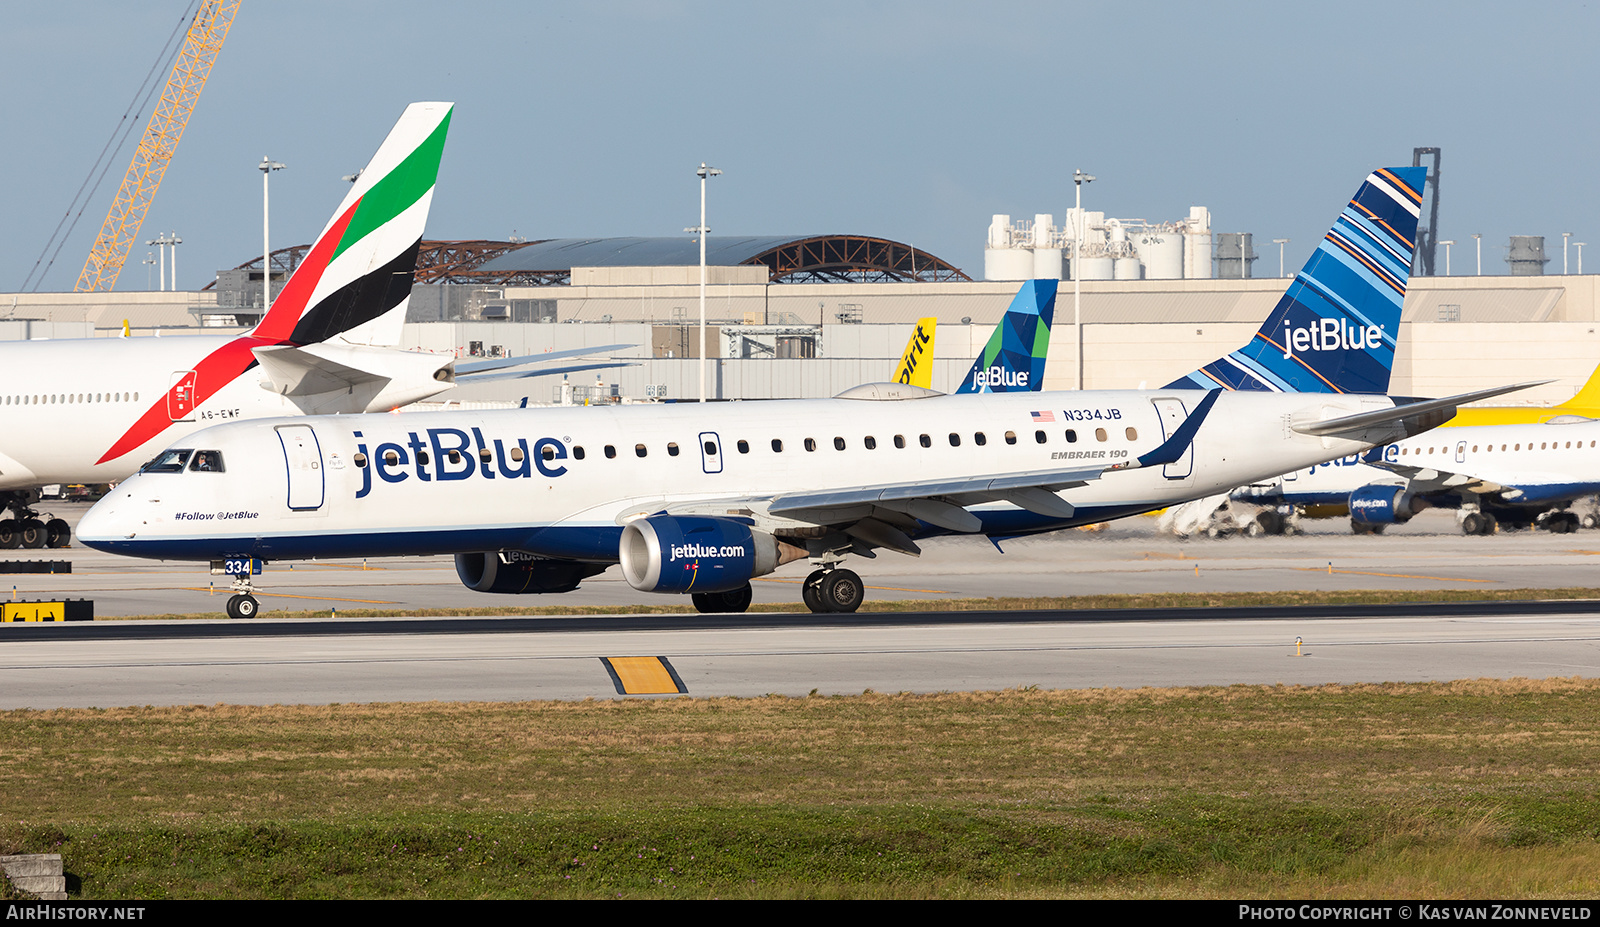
[0,491,71,549]
[691,583,754,614]
[801,567,864,614]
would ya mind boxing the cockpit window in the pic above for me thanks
[142,449,194,473]
[189,450,225,473]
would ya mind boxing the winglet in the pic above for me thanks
[1167,166,1425,394]
[1138,388,1222,467]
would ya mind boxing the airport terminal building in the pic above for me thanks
[6,232,1597,406]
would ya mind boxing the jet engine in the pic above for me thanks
[1348,484,1424,526]
[619,515,806,594]
[455,551,606,594]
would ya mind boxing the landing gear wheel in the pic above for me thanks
[226,594,259,619]
[801,569,827,613]
[1482,513,1498,535]
[1462,513,1485,535]
[18,519,46,549]
[692,583,754,614]
[0,521,18,549]
[1584,513,1599,530]
[45,518,70,548]
[820,569,864,614]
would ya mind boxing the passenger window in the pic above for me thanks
[604,445,617,459]
[478,447,492,464]
[805,438,817,452]
[573,446,586,460]
[542,445,557,461]
[1005,431,1017,445]
[1125,427,1137,441]
[864,436,877,450]
[919,434,932,448]
[704,441,717,455]
[384,450,400,466]
[354,453,369,468]
[1035,430,1047,444]
[833,437,846,451]
[189,451,224,472]
[636,444,648,457]
[974,432,986,446]
[667,442,680,457]
[737,440,750,454]
[948,433,961,447]
[448,450,463,465]
[1065,429,1077,443]
[417,451,431,466]
[772,439,784,453]
[894,435,906,449]
[1095,428,1107,442]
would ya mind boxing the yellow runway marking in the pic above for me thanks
[602,657,687,695]
[1293,568,1495,584]
[181,588,399,605]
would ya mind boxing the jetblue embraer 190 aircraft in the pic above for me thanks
[80,166,1534,617]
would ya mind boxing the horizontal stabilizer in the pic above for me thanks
[454,344,634,375]
[252,343,454,411]
[1292,381,1551,440]
[455,360,639,384]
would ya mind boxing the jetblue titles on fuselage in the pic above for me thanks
[354,428,567,498]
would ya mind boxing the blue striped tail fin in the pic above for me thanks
[1165,166,1424,393]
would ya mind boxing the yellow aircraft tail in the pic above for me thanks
[893,317,936,388]
[1554,360,1600,414]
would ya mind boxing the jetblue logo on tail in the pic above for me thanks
[970,366,1029,390]
[1166,166,1424,395]
[1282,320,1386,358]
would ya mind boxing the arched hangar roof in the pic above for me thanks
[454,235,971,285]
[212,235,970,287]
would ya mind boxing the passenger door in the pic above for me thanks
[276,424,325,511]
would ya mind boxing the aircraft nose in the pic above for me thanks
[76,491,132,551]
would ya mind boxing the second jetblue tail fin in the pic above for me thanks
[252,102,453,348]
[1166,166,1425,393]
[955,279,1056,394]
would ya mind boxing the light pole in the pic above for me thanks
[143,252,156,291]
[688,162,721,403]
[1471,233,1482,275]
[1073,169,1094,390]
[1575,242,1587,274]
[1564,232,1572,274]
[146,231,180,291]
[1439,240,1455,276]
[260,156,286,310]
[169,231,181,290]
[1272,239,1289,278]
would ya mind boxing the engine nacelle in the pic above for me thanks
[455,551,606,594]
[1348,484,1421,526]
[620,515,804,594]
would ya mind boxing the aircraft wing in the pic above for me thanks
[1291,381,1551,442]
[1362,460,1509,495]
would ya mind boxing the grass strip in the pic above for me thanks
[3,680,1598,898]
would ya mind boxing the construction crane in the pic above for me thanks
[74,1,239,292]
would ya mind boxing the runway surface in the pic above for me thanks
[3,505,1599,706]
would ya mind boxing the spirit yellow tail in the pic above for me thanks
[893,317,936,388]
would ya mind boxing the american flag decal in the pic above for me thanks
[1031,410,1055,423]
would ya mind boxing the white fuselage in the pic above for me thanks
[0,334,453,490]
[80,388,1399,563]
[0,335,297,488]
[1257,419,1600,507]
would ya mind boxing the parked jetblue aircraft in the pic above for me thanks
[82,167,1533,617]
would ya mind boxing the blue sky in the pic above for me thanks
[5,1,1598,292]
